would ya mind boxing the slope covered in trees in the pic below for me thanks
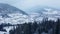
[9,18,60,34]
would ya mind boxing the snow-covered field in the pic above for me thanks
[0,26,16,34]
[0,31,6,34]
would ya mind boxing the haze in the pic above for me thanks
[0,0,60,12]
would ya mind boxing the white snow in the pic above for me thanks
[0,8,60,24]
[3,26,17,34]
[0,31,7,34]
[0,13,29,24]
[43,11,58,15]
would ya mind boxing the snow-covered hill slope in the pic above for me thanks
[0,3,29,24]
[29,7,60,22]
[0,3,60,24]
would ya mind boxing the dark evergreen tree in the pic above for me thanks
[23,23,32,34]
[55,19,60,34]
[9,18,60,34]
[32,21,38,31]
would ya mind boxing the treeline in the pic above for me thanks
[0,23,14,31]
[9,18,60,34]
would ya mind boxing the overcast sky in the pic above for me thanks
[0,0,60,11]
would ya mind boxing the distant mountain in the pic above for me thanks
[0,3,60,24]
[29,6,60,21]
[0,3,28,17]
[0,3,29,24]
[0,3,28,14]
